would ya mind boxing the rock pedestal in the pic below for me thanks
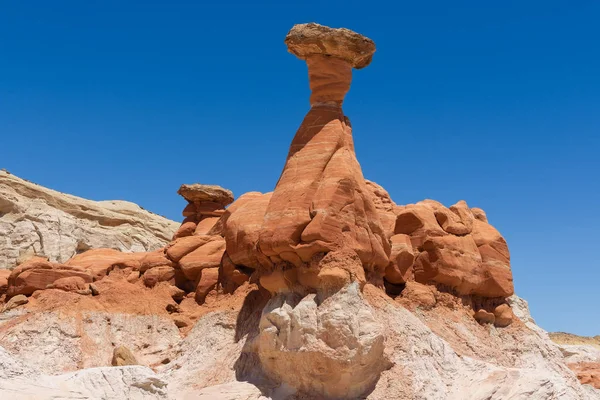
[256,23,390,286]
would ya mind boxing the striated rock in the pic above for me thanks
[0,170,178,270]
[165,235,215,263]
[400,281,436,309]
[384,233,414,284]
[365,180,397,239]
[7,257,93,296]
[257,24,390,276]
[256,283,388,398]
[112,345,138,366]
[0,269,10,295]
[219,253,250,294]
[178,238,226,281]
[223,192,273,270]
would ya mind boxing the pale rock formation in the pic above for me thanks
[0,170,178,269]
[0,346,167,400]
[256,283,388,398]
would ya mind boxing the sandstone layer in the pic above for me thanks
[0,170,179,269]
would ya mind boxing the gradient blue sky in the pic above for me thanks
[1,1,598,335]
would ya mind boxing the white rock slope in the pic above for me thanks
[0,170,179,269]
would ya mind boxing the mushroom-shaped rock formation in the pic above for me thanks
[174,184,234,239]
[254,23,390,288]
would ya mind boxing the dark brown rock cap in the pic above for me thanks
[178,184,234,207]
[285,23,376,69]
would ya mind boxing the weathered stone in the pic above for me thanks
[2,294,28,312]
[474,309,496,325]
[494,303,514,327]
[111,345,138,367]
[179,238,226,281]
[0,170,178,270]
[285,22,376,69]
[143,266,176,288]
[177,184,234,207]
[194,268,219,304]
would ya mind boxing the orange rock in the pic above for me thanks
[195,267,219,304]
[143,266,176,288]
[173,219,197,239]
[223,192,273,270]
[474,309,495,325]
[66,249,142,278]
[384,234,414,284]
[401,281,436,309]
[493,303,514,327]
[8,264,93,296]
[178,238,226,281]
[53,276,88,292]
[178,184,234,207]
[0,269,10,295]
[194,217,220,235]
[471,207,488,222]
[365,180,397,239]
[219,253,250,294]
[569,362,600,389]
[257,103,390,272]
[165,235,215,263]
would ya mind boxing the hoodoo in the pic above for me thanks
[252,23,390,292]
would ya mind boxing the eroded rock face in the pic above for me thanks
[256,283,388,398]
[255,23,389,280]
[0,170,178,270]
[389,199,514,298]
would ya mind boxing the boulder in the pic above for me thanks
[2,294,28,312]
[143,266,176,288]
[474,309,496,325]
[178,238,226,281]
[111,346,138,367]
[8,257,93,296]
[177,184,234,207]
[494,303,514,327]
[165,235,215,263]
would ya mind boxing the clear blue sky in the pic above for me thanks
[1,1,598,335]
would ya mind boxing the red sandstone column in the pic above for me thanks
[257,23,390,277]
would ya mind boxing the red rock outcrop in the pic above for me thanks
[173,184,234,239]
[253,23,389,284]
[386,199,514,298]
[7,256,93,296]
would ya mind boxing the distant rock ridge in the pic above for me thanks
[0,170,179,269]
